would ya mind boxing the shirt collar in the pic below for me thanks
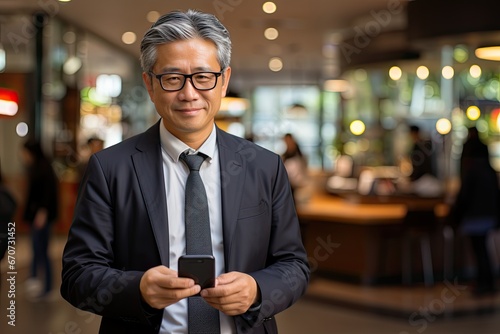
[159,121,217,163]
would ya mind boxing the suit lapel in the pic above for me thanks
[132,121,170,266]
[217,128,245,269]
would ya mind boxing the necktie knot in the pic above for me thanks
[180,152,206,171]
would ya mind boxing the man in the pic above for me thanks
[408,125,434,182]
[61,9,310,334]
[77,136,104,183]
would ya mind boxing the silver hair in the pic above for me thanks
[140,9,231,74]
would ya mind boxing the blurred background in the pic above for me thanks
[2,0,500,333]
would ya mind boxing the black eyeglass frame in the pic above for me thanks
[149,69,224,92]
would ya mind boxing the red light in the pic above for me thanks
[0,88,19,116]
[491,108,500,120]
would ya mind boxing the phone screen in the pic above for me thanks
[178,255,216,290]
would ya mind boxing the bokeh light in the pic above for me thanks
[262,2,277,14]
[269,57,283,72]
[466,105,481,121]
[264,28,279,40]
[416,66,429,80]
[389,66,402,81]
[16,122,29,137]
[147,11,160,23]
[436,118,452,135]
[121,32,136,45]
[442,66,454,79]
[350,120,366,135]
[469,64,481,78]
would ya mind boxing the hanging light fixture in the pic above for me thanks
[475,46,500,61]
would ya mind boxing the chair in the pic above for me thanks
[401,207,437,287]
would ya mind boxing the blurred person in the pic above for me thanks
[408,125,435,182]
[281,133,308,198]
[407,125,443,197]
[77,136,104,183]
[21,138,59,300]
[449,126,500,296]
[61,9,309,334]
[0,158,17,265]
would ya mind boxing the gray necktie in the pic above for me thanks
[180,152,220,334]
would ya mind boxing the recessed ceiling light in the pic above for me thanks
[122,32,137,45]
[264,28,278,40]
[269,57,283,72]
[147,11,160,23]
[263,2,277,14]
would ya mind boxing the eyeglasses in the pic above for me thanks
[149,70,223,92]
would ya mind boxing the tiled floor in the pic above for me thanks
[2,234,500,333]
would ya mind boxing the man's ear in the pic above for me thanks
[220,67,232,97]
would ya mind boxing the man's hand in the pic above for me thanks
[140,266,201,309]
[201,272,259,316]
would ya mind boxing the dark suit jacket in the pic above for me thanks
[61,121,310,334]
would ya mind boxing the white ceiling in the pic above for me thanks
[0,0,399,86]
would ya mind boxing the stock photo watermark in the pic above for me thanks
[340,0,404,64]
[400,278,468,334]
[213,0,245,20]
[5,222,17,327]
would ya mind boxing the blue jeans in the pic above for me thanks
[30,222,52,294]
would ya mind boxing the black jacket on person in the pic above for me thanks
[23,161,58,223]
[451,157,500,225]
[61,122,310,334]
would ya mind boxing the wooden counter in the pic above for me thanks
[297,194,406,224]
[296,193,448,285]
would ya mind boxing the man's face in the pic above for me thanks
[143,38,231,147]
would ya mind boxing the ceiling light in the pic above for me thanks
[469,64,481,78]
[416,66,429,80]
[269,57,283,72]
[147,11,160,23]
[442,66,454,79]
[122,32,137,45]
[389,66,402,81]
[264,28,278,40]
[475,46,500,61]
[263,2,277,14]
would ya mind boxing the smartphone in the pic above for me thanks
[178,255,216,290]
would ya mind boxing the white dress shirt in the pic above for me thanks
[159,122,236,334]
